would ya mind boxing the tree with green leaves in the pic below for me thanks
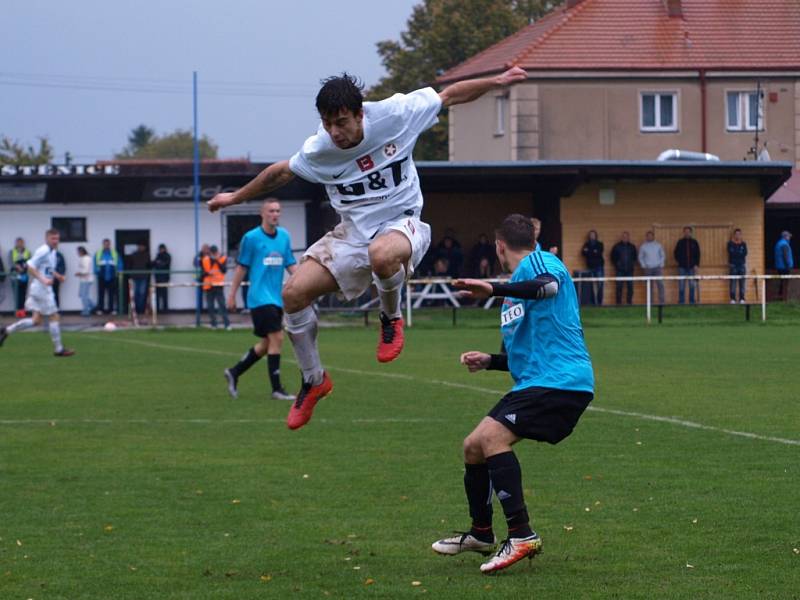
[0,136,54,165]
[368,0,555,159]
[115,127,218,160]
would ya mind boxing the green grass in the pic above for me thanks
[1,307,799,599]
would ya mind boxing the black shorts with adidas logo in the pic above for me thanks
[488,387,593,444]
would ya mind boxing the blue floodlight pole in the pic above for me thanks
[193,71,201,327]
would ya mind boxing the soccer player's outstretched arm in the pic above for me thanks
[454,275,558,301]
[207,160,295,213]
[438,66,528,108]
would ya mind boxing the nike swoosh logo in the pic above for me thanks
[332,170,346,179]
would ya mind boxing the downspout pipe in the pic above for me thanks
[699,69,707,153]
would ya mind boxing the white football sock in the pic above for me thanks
[284,305,323,385]
[7,318,34,333]
[374,264,405,319]
[48,320,64,353]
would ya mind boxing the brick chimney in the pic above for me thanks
[664,0,683,17]
[566,0,586,9]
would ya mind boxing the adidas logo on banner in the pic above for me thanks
[505,414,517,424]
[497,490,512,500]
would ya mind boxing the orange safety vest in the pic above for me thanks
[201,255,227,291]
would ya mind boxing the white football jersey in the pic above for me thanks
[27,243,57,295]
[289,87,441,242]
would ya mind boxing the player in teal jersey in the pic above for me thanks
[224,199,297,401]
[431,214,594,574]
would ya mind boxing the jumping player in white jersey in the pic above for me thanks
[208,67,528,430]
[0,229,75,356]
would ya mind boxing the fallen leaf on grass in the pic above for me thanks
[793,548,799,555]
[692,519,698,524]
[302,474,309,479]
[364,578,375,585]
[231,499,240,504]
[633,508,639,512]
[583,475,592,480]
[260,574,272,582]
[563,525,574,532]
[16,540,22,546]
[686,563,694,569]
[584,507,591,512]
[353,566,361,570]
[103,525,113,532]
[594,501,601,506]
[411,581,422,586]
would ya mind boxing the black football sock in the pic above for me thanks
[464,463,494,541]
[486,451,533,538]
[267,354,282,392]
[231,347,261,377]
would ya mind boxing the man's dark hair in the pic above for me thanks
[496,214,535,250]
[316,73,364,118]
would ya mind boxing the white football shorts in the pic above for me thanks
[25,286,59,316]
[304,216,431,300]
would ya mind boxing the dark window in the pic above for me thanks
[52,217,87,242]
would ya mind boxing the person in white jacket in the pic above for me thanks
[75,246,96,316]
[638,231,665,305]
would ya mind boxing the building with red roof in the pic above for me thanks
[438,0,800,166]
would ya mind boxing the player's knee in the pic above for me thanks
[282,280,306,313]
[368,242,397,275]
[463,436,484,463]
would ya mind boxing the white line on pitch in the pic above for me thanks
[75,334,800,447]
[0,418,446,425]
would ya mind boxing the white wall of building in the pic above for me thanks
[0,200,307,312]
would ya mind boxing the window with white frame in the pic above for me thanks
[495,95,508,136]
[640,92,678,132]
[726,91,764,131]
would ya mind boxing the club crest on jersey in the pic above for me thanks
[500,303,524,327]
[383,143,397,157]
[356,155,374,172]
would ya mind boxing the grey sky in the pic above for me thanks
[2,0,419,163]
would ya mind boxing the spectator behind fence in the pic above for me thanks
[75,246,96,316]
[581,230,604,305]
[202,245,230,329]
[774,230,793,301]
[727,228,748,304]
[129,243,150,316]
[531,218,542,251]
[10,238,31,317]
[435,233,463,278]
[152,243,172,313]
[52,249,66,307]
[194,243,210,313]
[469,233,495,277]
[0,245,5,306]
[674,226,701,304]
[95,239,121,315]
[638,230,665,305]
[611,231,637,305]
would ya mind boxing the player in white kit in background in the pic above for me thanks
[0,229,75,356]
[208,66,528,430]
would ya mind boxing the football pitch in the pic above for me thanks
[1,307,799,599]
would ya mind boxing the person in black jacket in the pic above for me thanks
[581,230,604,305]
[727,228,748,303]
[52,250,66,308]
[152,244,172,312]
[611,231,637,304]
[674,226,701,304]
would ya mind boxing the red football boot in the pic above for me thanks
[377,312,404,363]
[286,371,333,430]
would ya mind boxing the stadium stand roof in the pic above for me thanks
[437,0,800,83]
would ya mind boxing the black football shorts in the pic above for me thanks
[488,386,593,444]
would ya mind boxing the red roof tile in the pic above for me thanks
[438,0,800,82]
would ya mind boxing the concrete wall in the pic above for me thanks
[560,180,765,304]
[450,76,799,163]
[0,201,307,313]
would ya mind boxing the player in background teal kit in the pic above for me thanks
[225,200,297,401]
[432,214,594,575]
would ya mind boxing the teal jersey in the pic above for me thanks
[500,250,594,393]
[237,226,296,309]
